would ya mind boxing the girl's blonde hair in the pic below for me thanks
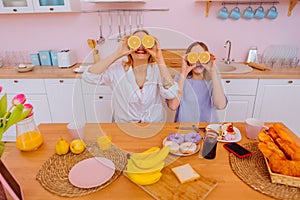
[122,29,156,67]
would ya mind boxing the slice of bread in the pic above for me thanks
[171,163,200,183]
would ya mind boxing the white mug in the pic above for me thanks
[67,121,85,139]
[245,118,265,140]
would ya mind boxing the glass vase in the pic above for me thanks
[15,116,43,151]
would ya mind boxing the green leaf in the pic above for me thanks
[4,104,25,132]
[0,93,7,118]
[21,108,32,120]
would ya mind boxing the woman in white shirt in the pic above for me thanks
[82,30,178,123]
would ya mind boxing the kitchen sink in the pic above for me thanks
[216,61,253,74]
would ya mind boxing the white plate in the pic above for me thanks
[68,157,115,189]
[16,65,34,73]
[162,135,200,157]
[206,124,242,143]
[73,65,89,73]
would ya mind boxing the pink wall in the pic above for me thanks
[0,0,300,63]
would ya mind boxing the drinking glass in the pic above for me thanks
[200,132,218,159]
[16,116,44,151]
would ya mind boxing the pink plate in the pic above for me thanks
[68,157,115,188]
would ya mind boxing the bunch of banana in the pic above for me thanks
[125,146,170,185]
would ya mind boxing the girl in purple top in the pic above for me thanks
[167,42,227,122]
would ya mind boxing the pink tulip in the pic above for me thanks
[0,86,2,93]
[23,104,33,118]
[12,94,26,106]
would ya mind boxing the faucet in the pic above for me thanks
[224,40,234,64]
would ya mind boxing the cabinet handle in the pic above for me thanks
[288,80,293,84]
[98,96,103,99]
[170,61,179,64]
[59,80,64,83]
[13,80,19,83]
[49,8,54,11]
[13,9,18,12]
[225,80,231,83]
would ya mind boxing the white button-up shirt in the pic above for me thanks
[82,62,178,123]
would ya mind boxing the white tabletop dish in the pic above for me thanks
[206,124,242,143]
[163,135,200,157]
[73,65,89,73]
[16,64,34,73]
[68,157,115,188]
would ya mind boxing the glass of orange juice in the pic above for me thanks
[16,116,43,151]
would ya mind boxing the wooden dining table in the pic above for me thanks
[2,122,300,200]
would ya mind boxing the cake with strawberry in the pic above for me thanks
[222,122,236,135]
[220,122,236,141]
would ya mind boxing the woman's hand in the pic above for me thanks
[181,54,195,77]
[116,35,135,57]
[145,37,164,63]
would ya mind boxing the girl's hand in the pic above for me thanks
[116,35,135,56]
[202,54,217,74]
[181,54,195,77]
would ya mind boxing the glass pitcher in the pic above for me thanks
[15,116,43,151]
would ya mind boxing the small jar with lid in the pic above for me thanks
[15,116,44,151]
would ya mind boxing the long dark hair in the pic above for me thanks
[186,42,210,79]
[122,29,155,67]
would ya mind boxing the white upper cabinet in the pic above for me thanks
[80,0,145,2]
[33,0,81,12]
[0,0,80,14]
[0,0,34,13]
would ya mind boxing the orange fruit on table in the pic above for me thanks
[70,139,86,154]
[198,51,211,64]
[128,36,141,50]
[142,35,155,49]
[187,52,199,64]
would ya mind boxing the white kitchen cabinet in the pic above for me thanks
[81,81,113,123]
[253,79,300,137]
[0,0,34,13]
[0,79,51,141]
[33,0,81,13]
[0,0,80,14]
[45,78,85,123]
[217,79,258,122]
[81,0,145,2]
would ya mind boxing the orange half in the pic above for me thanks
[142,35,155,49]
[128,36,141,50]
[198,51,211,64]
[187,52,199,64]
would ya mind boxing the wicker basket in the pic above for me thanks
[36,142,127,197]
[264,157,300,188]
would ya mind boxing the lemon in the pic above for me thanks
[187,52,199,64]
[55,138,69,155]
[70,139,85,154]
[198,51,211,64]
[142,35,155,49]
[97,135,112,150]
[127,36,141,50]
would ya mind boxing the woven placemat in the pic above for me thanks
[36,142,127,197]
[229,142,300,200]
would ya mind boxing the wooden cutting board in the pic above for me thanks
[127,156,218,200]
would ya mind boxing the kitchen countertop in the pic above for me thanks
[0,64,300,79]
[3,122,299,200]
